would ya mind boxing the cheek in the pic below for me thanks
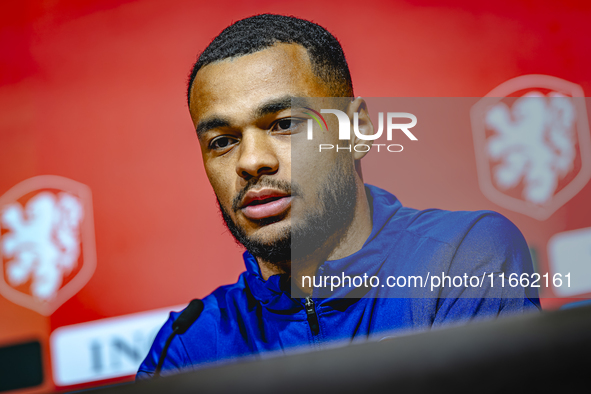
[275,144,292,177]
[204,161,235,204]
[292,131,340,186]
[292,154,330,205]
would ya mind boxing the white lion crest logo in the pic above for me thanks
[485,91,576,205]
[471,75,591,220]
[1,192,84,301]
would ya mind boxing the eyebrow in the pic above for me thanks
[196,96,312,138]
[196,117,231,139]
[253,96,292,118]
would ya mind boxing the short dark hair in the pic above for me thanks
[187,14,354,107]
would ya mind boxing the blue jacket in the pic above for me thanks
[137,185,539,378]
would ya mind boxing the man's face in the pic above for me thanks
[189,43,357,264]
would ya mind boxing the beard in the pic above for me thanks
[216,158,358,267]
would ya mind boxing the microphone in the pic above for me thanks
[172,299,205,334]
[154,299,204,377]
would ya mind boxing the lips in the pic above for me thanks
[239,189,292,220]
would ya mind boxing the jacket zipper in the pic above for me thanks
[304,296,320,336]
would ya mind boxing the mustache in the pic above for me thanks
[231,177,300,212]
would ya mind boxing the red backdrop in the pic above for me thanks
[1,0,590,392]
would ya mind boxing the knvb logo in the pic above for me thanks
[50,308,174,386]
[304,108,418,153]
[0,175,96,315]
[471,75,591,220]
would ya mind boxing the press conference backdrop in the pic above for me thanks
[1,0,590,392]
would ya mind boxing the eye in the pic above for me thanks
[209,136,238,151]
[271,118,304,133]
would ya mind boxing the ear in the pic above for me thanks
[346,97,374,160]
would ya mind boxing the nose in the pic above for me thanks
[235,129,279,180]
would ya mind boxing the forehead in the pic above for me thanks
[189,43,330,124]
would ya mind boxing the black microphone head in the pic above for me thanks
[172,299,204,334]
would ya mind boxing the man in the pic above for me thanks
[137,14,539,378]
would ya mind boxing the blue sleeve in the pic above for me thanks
[136,313,190,380]
[433,212,540,326]
[136,294,227,380]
